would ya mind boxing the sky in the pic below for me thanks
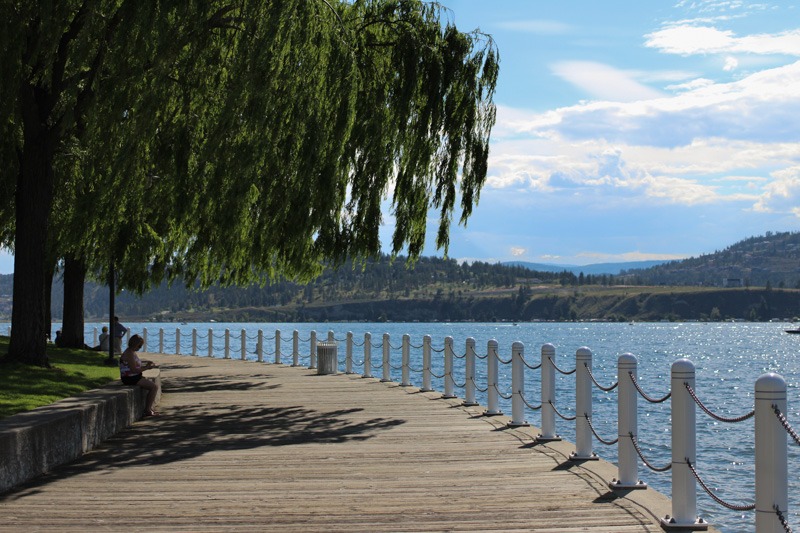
[398,0,800,266]
[1,0,799,274]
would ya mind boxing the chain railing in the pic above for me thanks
[130,325,796,533]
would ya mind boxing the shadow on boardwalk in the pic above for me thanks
[0,355,684,532]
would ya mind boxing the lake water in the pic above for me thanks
[13,320,800,532]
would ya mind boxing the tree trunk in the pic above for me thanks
[62,256,87,348]
[45,261,55,341]
[6,82,56,367]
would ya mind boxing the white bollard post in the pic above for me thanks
[401,334,411,386]
[486,339,502,415]
[443,336,456,398]
[328,330,334,342]
[192,329,198,356]
[257,330,263,362]
[610,353,646,490]
[362,332,373,378]
[755,373,788,533]
[570,347,597,460]
[224,329,230,359]
[346,332,354,374]
[207,328,213,358]
[464,338,478,406]
[142,328,148,352]
[381,333,391,382]
[661,359,707,530]
[159,328,164,354]
[240,328,247,360]
[274,329,281,364]
[537,344,560,442]
[309,330,317,369]
[93,327,98,346]
[292,330,300,366]
[509,342,528,427]
[421,335,432,391]
[176,328,181,355]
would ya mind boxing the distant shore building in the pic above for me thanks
[723,278,743,288]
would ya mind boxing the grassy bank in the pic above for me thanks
[0,336,119,419]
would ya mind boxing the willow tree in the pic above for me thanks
[1,0,498,366]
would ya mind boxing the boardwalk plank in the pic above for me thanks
[0,354,704,532]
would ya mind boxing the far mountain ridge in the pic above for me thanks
[502,260,669,276]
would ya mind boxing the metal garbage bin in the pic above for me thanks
[316,341,338,375]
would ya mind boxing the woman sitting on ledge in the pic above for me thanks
[120,334,161,417]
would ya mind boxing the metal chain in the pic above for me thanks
[299,336,311,342]
[371,341,384,349]
[430,369,446,379]
[410,343,424,349]
[195,332,208,339]
[585,364,619,392]
[629,433,672,472]
[520,392,542,410]
[548,357,576,375]
[389,363,403,371]
[370,360,383,370]
[452,350,467,359]
[521,357,542,370]
[686,459,756,511]
[775,505,794,533]
[453,377,467,388]
[586,415,619,445]
[494,349,513,365]
[685,383,755,423]
[351,339,365,347]
[474,352,489,360]
[408,364,424,373]
[264,334,276,341]
[246,332,259,340]
[492,383,514,400]
[629,372,671,403]
[773,405,800,446]
[549,400,576,421]
[389,342,403,350]
[431,345,445,353]
[334,336,347,343]
[474,382,488,393]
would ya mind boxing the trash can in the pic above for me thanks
[316,341,338,375]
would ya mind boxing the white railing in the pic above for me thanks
[94,325,797,533]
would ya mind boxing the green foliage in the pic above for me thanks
[0,336,119,419]
[2,0,499,363]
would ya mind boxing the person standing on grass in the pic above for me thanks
[120,334,161,417]
[112,316,128,354]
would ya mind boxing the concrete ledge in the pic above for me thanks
[0,368,160,494]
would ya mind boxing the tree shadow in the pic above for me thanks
[2,377,406,500]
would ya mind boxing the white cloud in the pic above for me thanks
[485,60,800,215]
[645,26,800,56]
[550,61,665,102]
[510,247,526,256]
[723,56,739,71]
[753,165,800,214]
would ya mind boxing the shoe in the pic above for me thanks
[143,410,161,417]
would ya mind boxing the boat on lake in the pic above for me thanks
[785,328,800,334]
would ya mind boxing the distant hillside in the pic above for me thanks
[620,231,800,288]
[504,260,669,276]
[2,231,799,323]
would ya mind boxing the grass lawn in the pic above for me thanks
[0,336,119,420]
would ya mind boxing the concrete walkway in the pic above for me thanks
[0,353,697,532]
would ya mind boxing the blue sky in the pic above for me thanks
[396,0,800,266]
[2,1,799,274]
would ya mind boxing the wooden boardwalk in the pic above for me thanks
[0,353,686,532]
